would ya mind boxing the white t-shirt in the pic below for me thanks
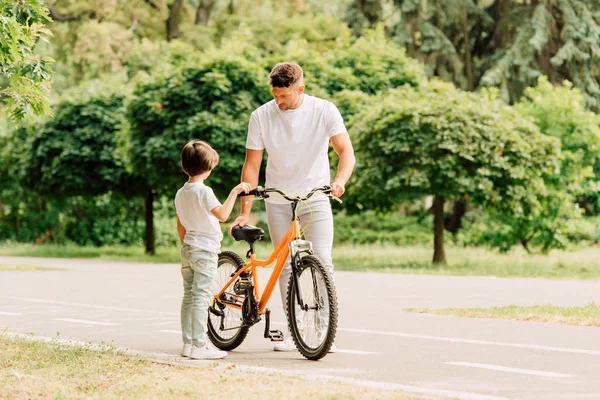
[246,94,347,204]
[174,182,222,253]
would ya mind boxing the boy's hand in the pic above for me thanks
[229,215,249,235]
[233,182,252,195]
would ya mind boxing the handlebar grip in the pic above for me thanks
[238,186,264,197]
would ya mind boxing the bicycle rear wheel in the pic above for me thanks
[207,251,250,351]
[286,255,338,360]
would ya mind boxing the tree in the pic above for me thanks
[126,50,271,254]
[25,94,133,197]
[349,81,560,264]
[349,1,600,111]
[0,0,54,121]
[0,89,138,245]
[486,76,600,252]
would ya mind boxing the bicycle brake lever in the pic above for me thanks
[244,195,269,204]
[328,194,343,204]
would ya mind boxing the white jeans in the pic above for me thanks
[265,199,334,314]
[180,245,218,347]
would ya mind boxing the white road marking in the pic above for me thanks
[0,311,24,316]
[0,296,178,316]
[4,296,600,357]
[150,321,178,326]
[4,331,510,400]
[54,318,120,326]
[339,326,600,356]
[445,362,574,378]
[160,330,182,334]
[335,348,376,355]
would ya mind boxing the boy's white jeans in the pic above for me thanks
[265,199,334,325]
[180,245,218,347]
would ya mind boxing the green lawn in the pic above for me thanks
[0,264,63,272]
[406,303,600,327]
[0,333,413,400]
[1,241,600,279]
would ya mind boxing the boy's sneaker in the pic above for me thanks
[190,344,227,360]
[273,334,296,351]
[181,343,192,357]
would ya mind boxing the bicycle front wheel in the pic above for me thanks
[286,255,338,360]
[207,251,250,351]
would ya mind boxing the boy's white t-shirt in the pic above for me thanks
[174,182,222,253]
[246,94,347,204]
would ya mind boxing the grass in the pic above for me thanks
[406,302,600,327]
[0,333,414,400]
[1,241,600,279]
[0,264,63,272]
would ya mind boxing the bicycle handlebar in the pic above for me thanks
[238,185,342,203]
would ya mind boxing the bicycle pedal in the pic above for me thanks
[268,330,284,341]
[208,306,224,317]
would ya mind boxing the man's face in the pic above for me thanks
[272,83,305,111]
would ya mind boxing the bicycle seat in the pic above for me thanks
[232,225,265,242]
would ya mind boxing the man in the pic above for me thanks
[230,62,355,352]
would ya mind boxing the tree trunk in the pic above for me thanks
[444,198,467,235]
[195,0,216,26]
[145,189,155,256]
[433,195,447,265]
[463,9,474,91]
[358,0,383,25]
[166,0,184,41]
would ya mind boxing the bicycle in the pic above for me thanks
[207,185,339,360]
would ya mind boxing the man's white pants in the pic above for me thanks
[265,199,334,315]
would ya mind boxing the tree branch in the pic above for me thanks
[47,5,82,22]
[142,0,161,11]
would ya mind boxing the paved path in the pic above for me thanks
[1,256,600,399]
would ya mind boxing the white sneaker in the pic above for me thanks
[189,344,227,360]
[181,343,192,357]
[329,343,337,353]
[273,334,296,351]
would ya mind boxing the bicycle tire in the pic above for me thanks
[207,251,250,351]
[286,254,338,360]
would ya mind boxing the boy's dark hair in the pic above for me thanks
[181,140,219,177]
[269,62,303,88]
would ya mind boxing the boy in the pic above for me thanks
[175,140,250,359]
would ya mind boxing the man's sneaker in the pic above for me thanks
[273,334,296,351]
[328,343,337,353]
[189,344,227,360]
[181,343,192,357]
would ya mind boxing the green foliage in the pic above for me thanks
[24,93,133,197]
[0,0,54,121]
[279,26,424,103]
[126,51,272,197]
[350,81,560,215]
[479,1,600,110]
[481,76,600,252]
[333,211,432,245]
[389,0,493,90]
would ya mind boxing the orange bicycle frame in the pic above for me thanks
[214,219,301,315]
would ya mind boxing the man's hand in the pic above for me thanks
[331,180,345,198]
[229,214,250,235]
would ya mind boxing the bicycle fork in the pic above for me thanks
[289,239,322,311]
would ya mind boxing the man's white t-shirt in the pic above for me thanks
[246,94,347,204]
[174,182,222,253]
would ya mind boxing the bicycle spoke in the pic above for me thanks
[207,252,250,350]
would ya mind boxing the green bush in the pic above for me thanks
[333,211,432,246]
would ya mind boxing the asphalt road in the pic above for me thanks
[1,256,600,400]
